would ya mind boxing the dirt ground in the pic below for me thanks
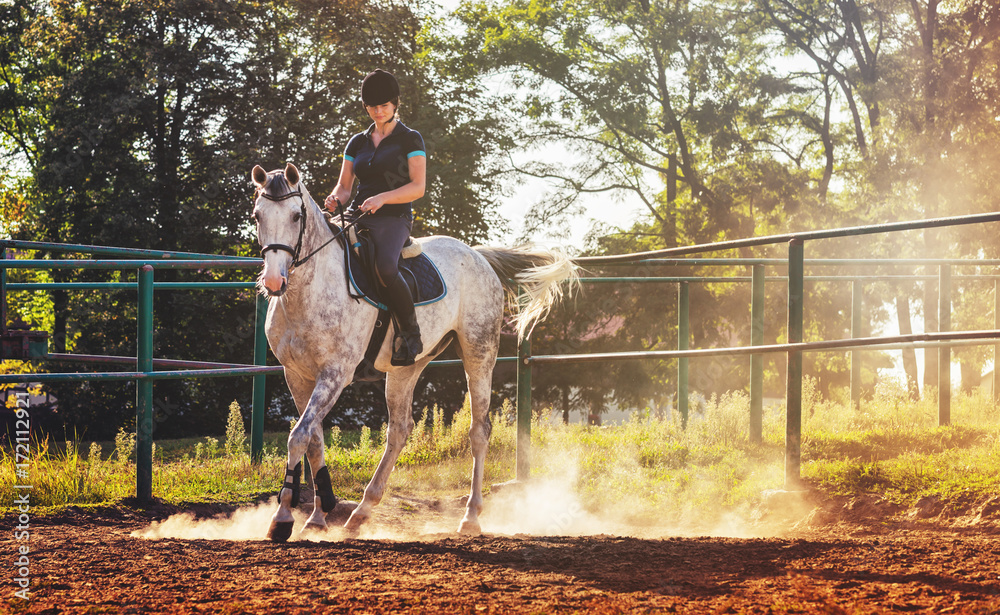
[5,489,1000,614]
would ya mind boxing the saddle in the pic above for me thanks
[326,214,446,382]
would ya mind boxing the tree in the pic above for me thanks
[450,0,1000,407]
[761,0,1000,393]
[446,0,856,406]
[0,0,516,438]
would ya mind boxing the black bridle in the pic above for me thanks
[257,188,307,265]
[256,187,365,268]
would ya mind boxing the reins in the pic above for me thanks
[300,200,368,267]
[257,187,367,268]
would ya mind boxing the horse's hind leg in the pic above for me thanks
[459,357,494,536]
[344,362,424,532]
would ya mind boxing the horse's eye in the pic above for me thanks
[292,212,301,222]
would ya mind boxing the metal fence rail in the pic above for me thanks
[573,211,1000,263]
[513,211,1000,487]
[1,243,271,502]
[5,210,1000,497]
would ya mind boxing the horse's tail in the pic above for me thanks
[473,245,580,339]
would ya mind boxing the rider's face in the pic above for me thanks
[365,101,396,125]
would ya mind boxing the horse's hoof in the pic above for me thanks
[458,518,482,536]
[267,520,294,543]
[344,511,369,533]
[326,500,359,526]
[299,522,328,537]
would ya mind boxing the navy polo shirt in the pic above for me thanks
[344,122,426,217]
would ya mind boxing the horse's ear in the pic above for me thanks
[285,163,300,186]
[252,165,268,188]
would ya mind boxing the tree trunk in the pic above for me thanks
[663,155,678,247]
[916,2,943,393]
[52,288,67,354]
[959,357,980,395]
[895,293,919,400]
[922,277,939,392]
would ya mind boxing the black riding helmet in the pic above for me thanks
[361,69,399,107]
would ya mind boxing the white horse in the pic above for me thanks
[252,163,577,541]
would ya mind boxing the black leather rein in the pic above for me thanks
[257,189,365,268]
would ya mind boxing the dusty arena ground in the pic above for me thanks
[5,489,1000,614]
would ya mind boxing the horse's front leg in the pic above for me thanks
[268,371,346,542]
[300,421,339,535]
[344,365,423,532]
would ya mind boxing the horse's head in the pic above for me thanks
[252,162,307,297]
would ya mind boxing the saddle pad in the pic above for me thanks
[346,243,447,310]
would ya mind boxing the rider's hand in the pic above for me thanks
[360,195,385,214]
[324,194,338,211]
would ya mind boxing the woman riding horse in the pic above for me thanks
[324,69,424,366]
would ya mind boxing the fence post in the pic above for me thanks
[851,279,863,410]
[250,293,268,464]
[995,278,1000,404]
[939,264,951,426]
[1,244,7,335]
[749,264,764,444]
[136,265,154,503]
[677,281,690,428]
[785,239,804,489]
[516,325,532,481]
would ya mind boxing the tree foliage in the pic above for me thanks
[1,0,513,438]
[447,0,1000,417]
[5,0,1000,433]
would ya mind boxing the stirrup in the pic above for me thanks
[391,331,422,366]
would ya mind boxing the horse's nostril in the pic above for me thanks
[268,282,287,297]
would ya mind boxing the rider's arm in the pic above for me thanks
[326,159,354,211]
[325,136,362,211]
[359,155,425,213]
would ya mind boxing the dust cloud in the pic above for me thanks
[132,500,296,541]
[132,452,797,542]
[480,453,773,540]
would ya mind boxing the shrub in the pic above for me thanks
[225,401,246,458]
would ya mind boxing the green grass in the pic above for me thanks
[2,384,999,522]
[795,378,1000,505]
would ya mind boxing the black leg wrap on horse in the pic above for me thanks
[313,466,338,513]
[282,461,302,508]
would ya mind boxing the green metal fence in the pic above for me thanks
[0,240,276,501]
[5,209,1000,498]
[514,211,1000,487]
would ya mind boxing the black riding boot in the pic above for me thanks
[382,272,423,366]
